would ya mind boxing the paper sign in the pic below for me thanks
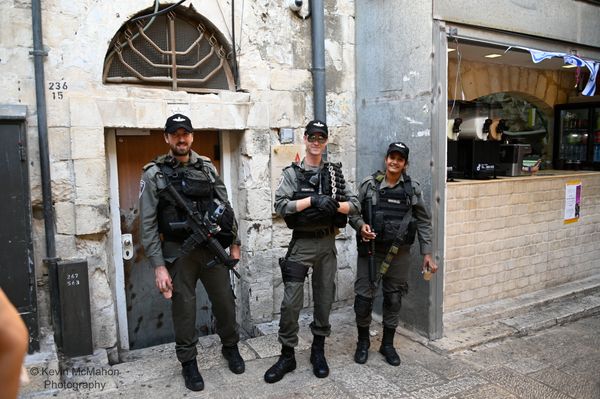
[564,180,581,224]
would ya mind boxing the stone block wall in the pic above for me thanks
[232,1,357,333]
[0,0,357,350]
[444,173,600,313]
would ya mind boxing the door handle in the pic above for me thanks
[121,234,134,260]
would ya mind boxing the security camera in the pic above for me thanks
[288,0,303,12]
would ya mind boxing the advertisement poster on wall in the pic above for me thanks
[564,180,582,224]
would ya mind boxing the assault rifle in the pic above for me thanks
[165,182,241,279]
[366,196,377,286]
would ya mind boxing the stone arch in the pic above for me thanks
[473,91,555,159]
[473,90,553,123]
[448,59,577,111]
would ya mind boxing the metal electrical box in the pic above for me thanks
[58,259,93,356]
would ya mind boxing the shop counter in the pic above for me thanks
[443,170,600,314]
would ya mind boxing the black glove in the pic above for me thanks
[310,195,339,216]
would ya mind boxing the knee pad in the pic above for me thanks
[383,290,403,313]
[354,295,373,319]
[279,258,308,283]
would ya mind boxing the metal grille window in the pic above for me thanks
[103,9,234,92]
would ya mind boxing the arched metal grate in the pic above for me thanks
[103,9,234,92]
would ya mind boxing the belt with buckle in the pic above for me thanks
[292,227,335,239]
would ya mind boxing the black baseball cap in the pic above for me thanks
[305,120,328,137]
[386,142,409,159]
[165,113,193,133]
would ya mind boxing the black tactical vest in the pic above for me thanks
[283,164,339,230]
[155,156,234,247]
[367,173,415,246]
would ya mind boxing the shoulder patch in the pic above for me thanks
[142,162,156,171]
[139,179,146,198]
[276,174,285,190]
[412,179,422,195]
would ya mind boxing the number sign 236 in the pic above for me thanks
[48,81,68,100]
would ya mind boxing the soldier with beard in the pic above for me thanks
[139,114,244,392]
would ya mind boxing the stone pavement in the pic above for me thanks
[19,280,600,399]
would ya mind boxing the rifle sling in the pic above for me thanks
[378,173,414,276]
[379,207,413,276]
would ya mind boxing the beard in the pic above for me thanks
[170,142,190,156]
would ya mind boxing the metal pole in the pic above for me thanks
[31,0,56,260]
[32,0,61,347]
[231,0,240,90]
[310,0,326,122]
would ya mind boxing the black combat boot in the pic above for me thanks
[264,345,296,383]
[310,335,329,378]
[181,359,204,391]
[354,326,370,364]
[379,326,401,366]
[222,344,245,374]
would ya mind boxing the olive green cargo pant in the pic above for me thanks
[278,234,337,347]
[354,246,410,329]
[168,246,239,363]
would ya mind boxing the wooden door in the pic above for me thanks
[115,130,220,349]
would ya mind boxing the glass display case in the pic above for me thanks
[553,102,600,170]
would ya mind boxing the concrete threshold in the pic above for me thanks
[416,275,600,355]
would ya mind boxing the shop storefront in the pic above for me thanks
[355,0,600,339]
[440,24,600,315]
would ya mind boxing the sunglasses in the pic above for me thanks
[307,134,327,144]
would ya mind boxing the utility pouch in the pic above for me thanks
[279,258,308,283]
[373,213,385,237]
[405,220,417,245]
[208,200,235,248]
[356,238,369,257]
[388,219,416,246]
[283,214,297,229]
[181,169,212,197]
[333,213,348,228]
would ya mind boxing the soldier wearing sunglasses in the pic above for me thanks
[265,120,359,383]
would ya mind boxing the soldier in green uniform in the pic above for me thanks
[349,142,438,366]
[264,120,360,383]
[139,114,244,392]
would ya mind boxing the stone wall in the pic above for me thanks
[444,173,600,313]
[0,0,357,351]
[448,59,577,110]
[228,0,358,333]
